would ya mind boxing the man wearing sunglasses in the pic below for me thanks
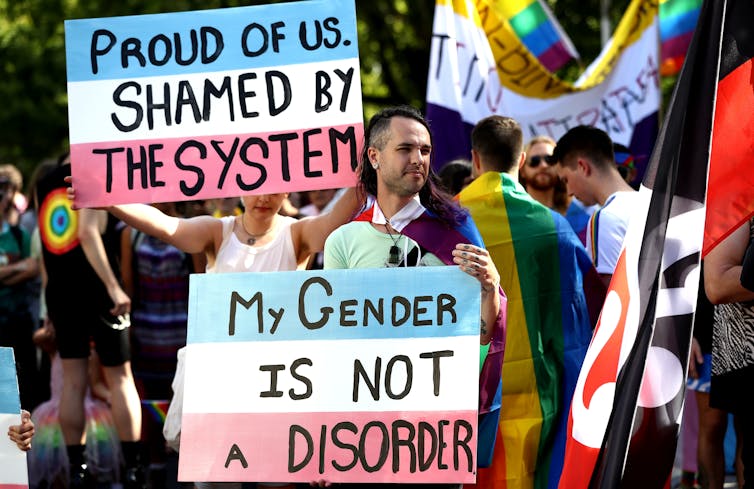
[519,136,562,209]
[552,125,637,285]
[520,136,598,244]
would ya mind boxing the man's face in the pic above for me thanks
[556,155,598,206]
[370,117,431,198]
[521,142,556,191]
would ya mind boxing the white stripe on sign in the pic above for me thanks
[182,336,480,414]
[0,413,28,485]
[67,57,363,145]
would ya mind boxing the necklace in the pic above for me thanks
[240,216,274,245]
[383,217,404,267]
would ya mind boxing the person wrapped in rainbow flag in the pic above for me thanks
[459,116,604,489]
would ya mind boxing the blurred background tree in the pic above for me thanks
[1,0,670,183]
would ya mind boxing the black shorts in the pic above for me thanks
[49,303,131,367]
[710,364,754,415]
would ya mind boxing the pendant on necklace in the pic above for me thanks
[387,245,402,266]
[247,237,257,246]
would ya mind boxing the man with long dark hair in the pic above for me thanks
[323,106,507,487]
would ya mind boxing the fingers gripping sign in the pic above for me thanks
[7,410,34,452]
[452,243,499,294]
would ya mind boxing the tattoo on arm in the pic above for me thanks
[480,318,488,336]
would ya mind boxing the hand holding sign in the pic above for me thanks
[0,347,29,487]
[7,410,34,452]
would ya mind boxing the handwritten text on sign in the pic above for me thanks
[179,267,481,484]
[65,0,363,207]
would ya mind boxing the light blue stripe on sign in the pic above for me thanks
[0,347,20,413]
[65,0,358,82]
[187,267,481,344]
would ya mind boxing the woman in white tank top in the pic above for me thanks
[102,191,360,275]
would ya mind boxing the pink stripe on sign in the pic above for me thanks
[178,410,478,484]
[0,485,28,489]
[70,123,362,208]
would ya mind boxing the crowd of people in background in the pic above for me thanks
[2,105,752,489]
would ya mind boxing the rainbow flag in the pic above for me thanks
[141,400,170,424]
[659,0,702,75]
[458,173,595,489]
[500,0,579,72]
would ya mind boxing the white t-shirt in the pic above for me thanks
[586,191,638,274]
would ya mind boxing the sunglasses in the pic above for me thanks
[527,154,556,168]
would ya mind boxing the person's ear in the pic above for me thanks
[517,151,526,170]
[578,158,591,176]
[471,149,482,177]
[367,147,379,169]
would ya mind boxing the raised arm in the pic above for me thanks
[704,221,754,304]
[67,175,222,258]
[290,187,363,264]
[107,203,221,257]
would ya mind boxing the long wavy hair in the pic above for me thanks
[358,106,467,226]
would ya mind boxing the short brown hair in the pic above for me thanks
[471,116,523,173]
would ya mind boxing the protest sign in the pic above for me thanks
[0,347,27,489]
[65,0,363,207]
[179,267,481,484]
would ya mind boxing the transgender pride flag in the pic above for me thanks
[501,0,579,72]
[179,268,482,484]
[64,0,363,208]
[0,348,27,489]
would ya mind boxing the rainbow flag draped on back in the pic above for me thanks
[498,0,579,72]
[458,172,595,489]
[659,0,702,75]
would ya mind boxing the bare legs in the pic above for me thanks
[103,361,142,441]
[59,358,88,444]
